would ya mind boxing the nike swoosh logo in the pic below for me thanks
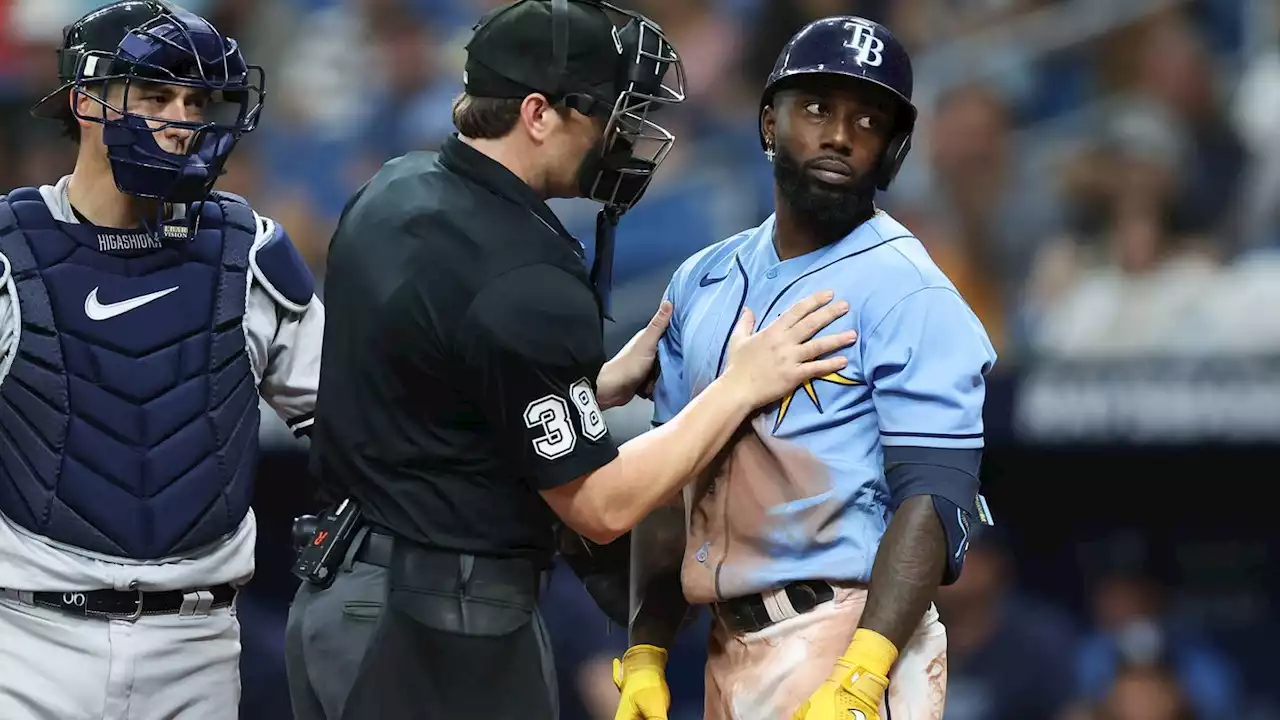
[850,711,867,720]
[699,271,729,287]
[84,285,179,321]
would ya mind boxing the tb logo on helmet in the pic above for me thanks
[843,19,884,67]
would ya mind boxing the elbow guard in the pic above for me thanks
[556,524,632,628]
[884,447,994,585]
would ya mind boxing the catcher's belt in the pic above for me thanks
[1,583,237,621]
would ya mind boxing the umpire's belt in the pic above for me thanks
[1,583,237,621]
[712,580,835,634]
[389,542,544,604]
[350,526,395,568]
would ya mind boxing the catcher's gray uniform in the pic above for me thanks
[0,177,324,720]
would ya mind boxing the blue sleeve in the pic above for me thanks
[650,275,690,426]
[864,287,996,449]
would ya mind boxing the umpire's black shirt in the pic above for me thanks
[311,134,618,563]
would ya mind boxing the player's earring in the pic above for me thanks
[765,138,775,163]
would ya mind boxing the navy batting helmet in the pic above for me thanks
[759,16,916,191]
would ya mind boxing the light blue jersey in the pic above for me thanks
[652,211,996,603]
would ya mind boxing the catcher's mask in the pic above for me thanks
[32,0,265,206]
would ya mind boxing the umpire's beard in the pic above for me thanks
[773,145,878,242]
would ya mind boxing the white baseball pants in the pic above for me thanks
[0,595,241,719]
[704,585,948,720]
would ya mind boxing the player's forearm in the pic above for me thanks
[858,495,948,651]
[629,499,689,648]
[579,376,752,543]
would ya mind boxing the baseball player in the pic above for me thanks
[0,2,322,719]
[613,17,997,720]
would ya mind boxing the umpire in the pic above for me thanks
[285,1,859,719]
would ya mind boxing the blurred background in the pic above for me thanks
[4,0,1280,718]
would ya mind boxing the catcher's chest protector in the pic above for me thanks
[0,187,260,559]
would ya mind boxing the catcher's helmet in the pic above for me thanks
[31,0,265,204]
[760,16,916,190]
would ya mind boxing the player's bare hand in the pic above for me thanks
[597,300,673,410]
[721,291,856,409]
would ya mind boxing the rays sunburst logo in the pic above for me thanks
[773,370,862,433]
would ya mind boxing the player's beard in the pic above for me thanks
[773,144,877,240]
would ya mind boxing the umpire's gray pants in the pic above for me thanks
[285,547,387,720]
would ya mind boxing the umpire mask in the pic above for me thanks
[569,2,685,319]
[464,0,686,317]
[464,0,685,214]
[575,8,685,213]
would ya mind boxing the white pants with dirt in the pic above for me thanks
[704,585,948,720]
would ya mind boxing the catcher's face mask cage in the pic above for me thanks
[575,6,685,214]
[64,7,264,204]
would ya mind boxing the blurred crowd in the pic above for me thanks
[2,0,1278,718]
[6,0,1280,362]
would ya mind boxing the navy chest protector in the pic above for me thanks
[0,187,260,559]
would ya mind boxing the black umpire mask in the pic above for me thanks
[774,142,878,240]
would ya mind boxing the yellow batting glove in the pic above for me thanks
[612,644,670,720]
[791,628,898,720]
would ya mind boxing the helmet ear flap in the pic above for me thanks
[876,131,912,191]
